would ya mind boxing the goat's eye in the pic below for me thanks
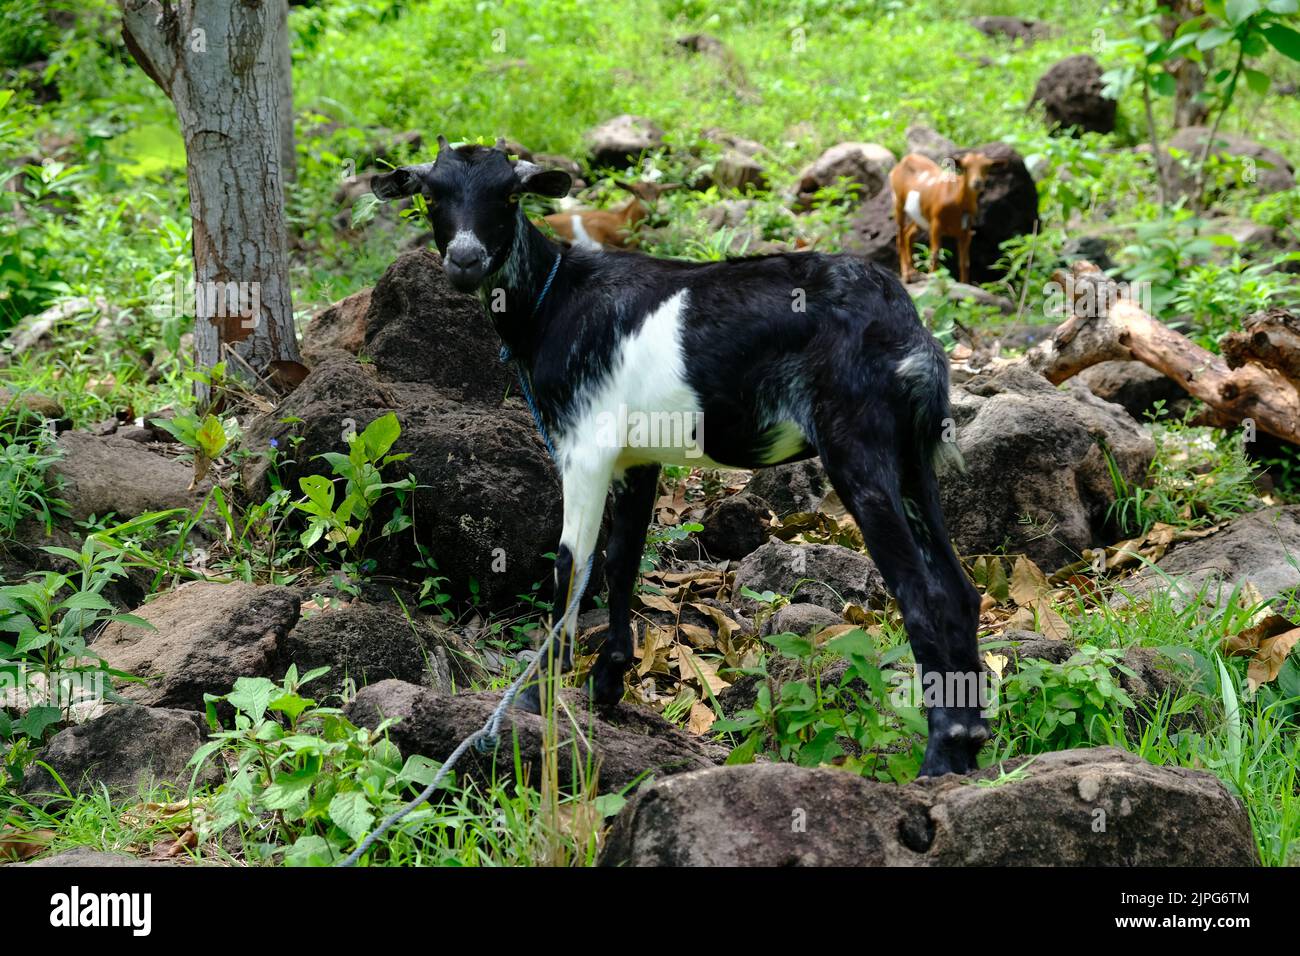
[507,192,520,204]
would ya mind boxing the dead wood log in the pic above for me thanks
[1024,261,1300,445]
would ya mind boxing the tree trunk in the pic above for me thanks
[119,0,303,405]
[272,0,296,183]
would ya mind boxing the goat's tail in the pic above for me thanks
[895,339,964,476]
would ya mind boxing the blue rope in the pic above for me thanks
[336,251,596,867]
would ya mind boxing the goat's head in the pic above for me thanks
[371,136,572,291]
[958,151,996,196]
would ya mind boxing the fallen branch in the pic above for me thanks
[1024,261,1300,445]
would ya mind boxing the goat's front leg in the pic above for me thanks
[928,218,944,277]
[957,229,972,284]
[590,464,659,709]
[516,453,614,715]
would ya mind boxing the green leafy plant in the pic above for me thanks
[291,412,417,558]
[715,627,928,782]
[0,414,65,537]
[0,538,144,745]
[191,665,443,866]
[1106,412,1259,536]
[995,645,1137,752]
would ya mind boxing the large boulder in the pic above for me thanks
[282,601,486,697]
[585,114,665,169]
[939,363,1154,570]
[600,747,1257,866]
[48,431,209,523]
[904,124,958,162]
[795,142,896,209]
[92,582,301,709]
[345,680,726,794]
[239,251,566,611]
[362,249,512,404]
[1030,55,1116,135]
[1076,360,1189,422]
[732,539,888,614]
[699,491,772,560]
[20,706,221,806]
[301,287,371,365]
[745,458,830,516]
[1165,127,1295,198]
[1119,505,1300,609]
[970,16,1049,43]
[847,142,1039,283]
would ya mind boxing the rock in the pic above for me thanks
[970,16,1049,43]
[732,539,888,614]
[49,431,209,523]
[0,387,63,425]
[745,458,829,516]
[761,602,843,637]
[1030,55,1116,135]
[18,847,169,867]
[699,492,771,560]
[362,249,513,404]
[345,680,725,794]
[795,142,896,208]
[1061,234,1116,272]
[20,706,221,806]
[282,601,485,697]
[1120,505,1300,609]
[981,628,1074,665]
[238,356,564,610]
[586,115,664,169]
[93,582,301,709]
[904,124,958,162]
[239,249,568,611]
[847,142,1038,283]
[302,287,371,365]
[599,747,1257,866]
[939,363,1154,571]
[1165,126,1296,198]
[1077,361,1188,422]
[710,148,768,193]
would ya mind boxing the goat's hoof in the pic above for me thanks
[588,658,629,711]
[918,709,989,777]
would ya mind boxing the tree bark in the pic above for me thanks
[272,0,296,184]
[1024,262,1300,445]
[119,0,303,405]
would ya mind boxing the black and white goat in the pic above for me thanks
[372,138,988,776]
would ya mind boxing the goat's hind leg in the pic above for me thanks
[515,456,614,715]
[818,430,986,776]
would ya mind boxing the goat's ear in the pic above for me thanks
[371,164,433,200]
[515,162,572,198]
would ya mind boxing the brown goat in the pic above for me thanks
[889,152,995,284]
[538,180,677,250]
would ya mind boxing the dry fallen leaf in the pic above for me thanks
[1221,611,1300,694]
[688,701,716,735]
[0,827,55,862]
[1009,556,1050,607]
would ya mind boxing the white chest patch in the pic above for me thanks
[569,215,601,251]
[562,289,722,470]
[904,189,928,230]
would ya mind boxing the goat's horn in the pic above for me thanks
[495,136,508,151]
[437,134,451,153]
